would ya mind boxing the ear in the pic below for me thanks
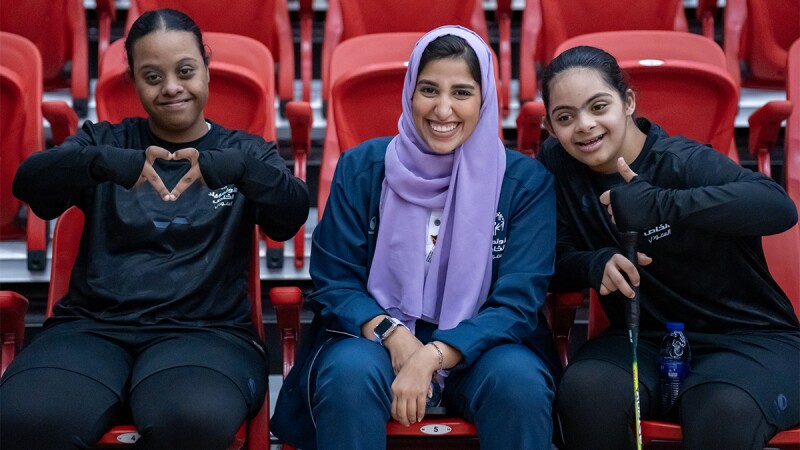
[624,89,636,116]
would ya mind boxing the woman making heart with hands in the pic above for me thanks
[3,8,308,450]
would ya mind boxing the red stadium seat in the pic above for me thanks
[722,0,800,89]
[29,206,268,449]
[518,0,692,106]
[268,287,480,450]
[517,30,740,162]
[747,38,800,306]
[0,0,89,116]
[320,0,506,115]
[95,31,310,269]
[0,32,78,271]
[103,0,296,110]
[549,244,800,447]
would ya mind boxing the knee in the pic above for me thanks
[314,339,393,406]
[470,345,554,411]
[556,361,629,418]
[136,403,243,449]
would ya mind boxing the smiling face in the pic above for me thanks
[131,30,209,143]
[546,67,643,173]
[412,57,481,154]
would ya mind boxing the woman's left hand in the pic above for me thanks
[169,148,205,200]
[391,344,440,426]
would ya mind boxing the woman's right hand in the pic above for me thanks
[136,145,174,201]
[599,252,653,298]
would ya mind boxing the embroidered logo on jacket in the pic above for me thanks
[644,223,672,243]
[208,186,237,209]
[493,212,506,259]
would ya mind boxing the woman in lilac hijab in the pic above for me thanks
[272,25,560,450]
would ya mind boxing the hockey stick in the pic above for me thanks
[621,230,643,450]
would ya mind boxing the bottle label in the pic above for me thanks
[659,359,690,379]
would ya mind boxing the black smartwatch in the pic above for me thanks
[373,317,404,343]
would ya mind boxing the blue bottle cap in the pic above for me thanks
[666,322,684,331]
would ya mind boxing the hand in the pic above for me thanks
[391,344,440,426]
[136,145,174,201]
[383,327,424,375]
[599,252,653,298]
[599,157,638,224]
[169,148,205,200]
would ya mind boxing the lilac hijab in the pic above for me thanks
[367,26,506,332]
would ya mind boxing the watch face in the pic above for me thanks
[374,318,393,336]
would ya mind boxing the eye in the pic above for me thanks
[555,113,573,123]
[453,89,474,99]
[417,85,437,97]
[179,66,196,78]
[592,102,608,112]
[144,72,162,84]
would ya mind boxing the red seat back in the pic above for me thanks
[0,32,44,238]
[318,32,503,217]
[321,0,488,103]
[126,0,294,104]
[96,32,276,142]
[724,0,800,88]
[0,0,88,112]
[540,31,740,162]
[519,0,688,102]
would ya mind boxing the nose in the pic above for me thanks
[433,94,453,119]
[575,112,596,132]
[161,75,184,97]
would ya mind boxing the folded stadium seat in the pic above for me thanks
[320,0,509,116]
[0,206,269,449]
[104,0,296,113]
[747,38,800,306]
[516,30,740,163]
[0,0,89,117]
[95,31,311,269]
[0,32,78,271]
[719,0,799,89]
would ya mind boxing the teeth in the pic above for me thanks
[580,135,602,146]
[431,122,457,133]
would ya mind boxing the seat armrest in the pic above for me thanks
[695,0,718,40]
[270,287,303,378]
[95,0,117,69]
[0,291,30,377]
[516,101,546,156]
[287,101,312,269]
[42,100,79,146]
[748,100,792,177]
[496,0,512,118]
[298,0,314,102]
[545,291,584,368]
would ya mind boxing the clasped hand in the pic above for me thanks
[598,157,653,298]
[135,145,205,201]
[384,329,440,427]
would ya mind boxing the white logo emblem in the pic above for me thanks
[492,212,506,259]
[208,186,237,209]
[644,223,672,243]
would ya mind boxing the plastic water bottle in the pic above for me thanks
[659,322,691,410]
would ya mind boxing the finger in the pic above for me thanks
[406,397,418,426]
[141,166,173,201]
[638,252,654,266]
[395,396,409,427]
[145,145,171,162]
[172,147,198,162]
[599,190,611,206]
[416,393,426,423]
[617,157,638,182]
[599,283,611,296]
[170,174,197,200]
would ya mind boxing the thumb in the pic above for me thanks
[617,157,638,183]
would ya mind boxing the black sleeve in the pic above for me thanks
[12,122,144,220]
[612,147,798,236]
[199,140,309,241]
